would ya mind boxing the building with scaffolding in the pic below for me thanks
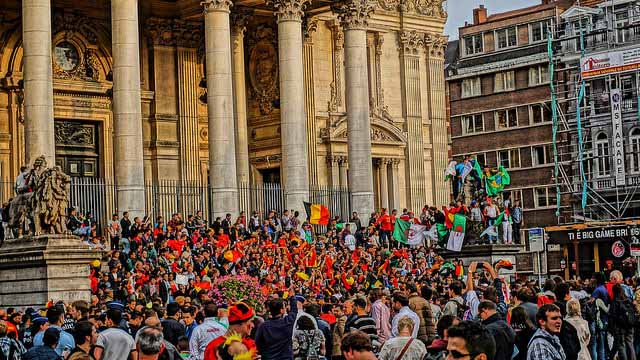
[547,0,640,278]
[445,1,573,278]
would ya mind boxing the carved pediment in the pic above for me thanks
[323,113,407,145]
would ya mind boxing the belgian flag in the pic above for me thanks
[303,202,330,225]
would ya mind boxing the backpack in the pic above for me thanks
[581,298,598,323]
[612,299,639,328]
[559,321,580,360]
[449,298,471,321]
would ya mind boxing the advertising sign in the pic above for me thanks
[581,47,640,78]
[528,228,545,253]
[611,89,626,186]
[548,225,640,244]
[612,240,626,258]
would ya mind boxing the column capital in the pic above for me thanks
[302,16,318,42]
[391,158,400,167]
[398,30,424,56]
[424,33,448,58]
[334,0,375,31]
[266,0,310,22]
[231,7,252,37]
[201,0,233,13]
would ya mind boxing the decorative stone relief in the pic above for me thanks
[336,126,395,142]
[377,0,400,12]
[250,155,281,164]
[53,12,99,44]
[334,0,376,30]
[247,25,279,115]
[231,7,253,50]
[328,23,344,112]
[52,41,102,82]
[372,33,389,118]
[54,121,94,146]
[397,0,446,17]
[145,18,203,48]
[202,0,233,13]
[269,0,311,22]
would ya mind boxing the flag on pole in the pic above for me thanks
[485,166,511,197]
[303,202,330,225]
[480,211,506,238]
[444,161,457,182]
[473,159,483,181]
[460,161,474,182]
[446,214,466,252]
[436,223,450,247]
[392,218,411,244]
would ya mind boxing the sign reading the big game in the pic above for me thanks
[581,47,640,78]
[611,89,626,186]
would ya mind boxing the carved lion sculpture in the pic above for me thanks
[6,159,71,239]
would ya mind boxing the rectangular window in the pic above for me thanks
[532,144,554,166]
[461,77,481,98]
[630,132,640,173]
[535,187,557,208]
[494,71,515,92]
[496,108,518,129]
[530,20,551,43]
[529,65,550,86]
[461,114,484,135]
[463,34,483,55]
[530,103,552,124]
[496,27,517,49]
[498,149,521,169]
[503,189,523,206]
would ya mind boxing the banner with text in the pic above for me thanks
[581,47,640,78]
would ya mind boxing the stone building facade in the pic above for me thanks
[0,0,449,218]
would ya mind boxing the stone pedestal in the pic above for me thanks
[0,235,100,308]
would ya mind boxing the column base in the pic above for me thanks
[285,190,308,215]
[116,185,146,218]
[351,191,374,218]
[0,235,101,308]
[212,188,239,218]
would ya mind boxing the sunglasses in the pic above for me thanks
[447,350,478,359]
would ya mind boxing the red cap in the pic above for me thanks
[228,302,255,324]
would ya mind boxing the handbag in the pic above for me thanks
[395,338,414,360]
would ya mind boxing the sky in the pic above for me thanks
[444,0,540,39]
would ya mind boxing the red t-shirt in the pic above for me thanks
[203,335,256,360]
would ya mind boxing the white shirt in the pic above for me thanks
[344,234,356,251]
[188,317,228,360]
[391,307,420,339]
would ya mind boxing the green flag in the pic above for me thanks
[493,212,505,227]
[485,166,511,197]
[393,219,411,244]
[452,213,467,234]
[473,159,483,181]
[436,223,449,247]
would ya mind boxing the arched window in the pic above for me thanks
[630,128,640,173]
[595,132,610,177]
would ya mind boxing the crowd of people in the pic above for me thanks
[0,208,639,360]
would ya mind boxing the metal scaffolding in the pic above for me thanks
[551,1,640,224]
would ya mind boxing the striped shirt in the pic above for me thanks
[346,315,378,343]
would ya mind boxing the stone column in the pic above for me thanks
[303,18,318,187]
[389,159,400,210]
[336,0,375,216]
[22,0,55,166]
[111,0,146,216]
[203,0,239,217]
[398,30,426,211]
[271,0,310,213]
[425,34,449,207]
[231,10,251,185]
[327,156,340,188]
[377,158,389,210]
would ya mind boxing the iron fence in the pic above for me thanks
[0,178,352,233]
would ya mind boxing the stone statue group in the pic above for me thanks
[4,155,71,241]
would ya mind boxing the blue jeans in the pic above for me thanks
[487,218,497,243]
[590,321,607,360]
